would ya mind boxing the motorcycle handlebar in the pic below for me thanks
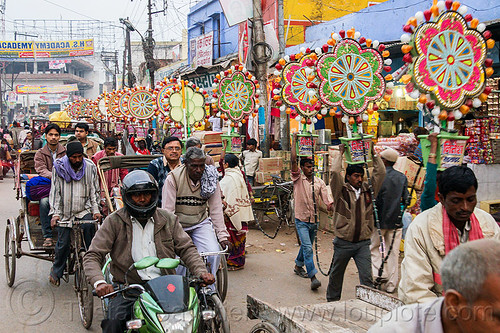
[93,284,145,299]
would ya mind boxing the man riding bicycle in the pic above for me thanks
[48,141,102,286]
[162,147,231,280]
[84,170,214,333]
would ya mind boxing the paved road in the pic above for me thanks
[0,175,364,332]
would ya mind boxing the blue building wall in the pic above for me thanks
[286,0,500,55]
[187,0,239,66]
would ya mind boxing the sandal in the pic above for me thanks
[43,238,54,247]
[228,265,244,271]
[49,268,60,287]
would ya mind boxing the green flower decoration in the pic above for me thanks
[168,86,205,125]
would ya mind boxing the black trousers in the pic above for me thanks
[52,213,95,279]
[101,293,135,333]
[326,237,373,302]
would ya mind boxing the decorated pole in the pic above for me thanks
[181,78,188,139]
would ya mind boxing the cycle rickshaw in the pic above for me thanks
[5,150,95,328]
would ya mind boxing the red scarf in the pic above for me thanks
[443,206,484,254]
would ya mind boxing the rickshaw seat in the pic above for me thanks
[28,201,40,216]
[20,173,39,182]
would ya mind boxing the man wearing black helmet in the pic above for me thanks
[83,170,213,333]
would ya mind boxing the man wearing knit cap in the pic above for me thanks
[370,148,408,293]
[48,141,101,286]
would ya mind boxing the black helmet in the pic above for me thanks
[121,170,158,219]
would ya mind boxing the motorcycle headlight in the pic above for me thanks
[157,311,194,333]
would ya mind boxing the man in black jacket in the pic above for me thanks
[370,148,408,293]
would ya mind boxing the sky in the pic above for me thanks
[4,0,196,43]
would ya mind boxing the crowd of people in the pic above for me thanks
[15,121,254,332]
[8,118,500,332]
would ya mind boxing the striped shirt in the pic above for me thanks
[49,158,100,227]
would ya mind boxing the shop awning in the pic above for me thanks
[286,0,500,55]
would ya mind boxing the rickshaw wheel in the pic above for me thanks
[250,322,280,333]
[4,221,16,287]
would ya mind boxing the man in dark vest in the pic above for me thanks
[162,147,231,280]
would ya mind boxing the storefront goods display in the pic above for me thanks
[465,118,497,164]
[375,134,418,156]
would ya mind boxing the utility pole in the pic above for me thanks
[145,0,156,88]
[252,0,270,156]
[0,64,4,128]
[277,0,290,151]
[124,25,136,88]
[122,36,126,88]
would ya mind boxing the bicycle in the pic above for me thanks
[196,248,230,332]
[57,218,98,329]
[252,175,294,239]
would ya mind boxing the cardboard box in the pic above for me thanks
[394,156,426,190]
[480,200,500,214]
[255,171,279,184]
[203,144,223,156]
[192,131,222,144]
[270,150,291,160]
[379,121,393,137]
[258,157,283,173]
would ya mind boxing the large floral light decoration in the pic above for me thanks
[400,0,494,121]
[216,68,257,126]
[280,53,321,120]
[317,38,387,117]
[163,80,208,130]
[126,87,155,120]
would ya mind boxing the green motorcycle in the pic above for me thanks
[96,256,230,333]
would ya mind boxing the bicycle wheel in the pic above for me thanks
[216,255,228,302]
[4,222,16,287]
[249,322,280,333]
[75,251,93,329]
[203,293,230,333]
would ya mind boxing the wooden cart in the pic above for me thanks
[247,286,404,332]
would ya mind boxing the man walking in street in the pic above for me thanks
[147,137,183,206]
[326,144,385,302]
[34,123,66,247]
[291,133,333,290]
[240,138,262,186]
[146,128,155,152]
[399,166,500,304]
[48,141,102,286]
[162,147,231,280]
[370,148,408,293]
[74,122,100,157]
